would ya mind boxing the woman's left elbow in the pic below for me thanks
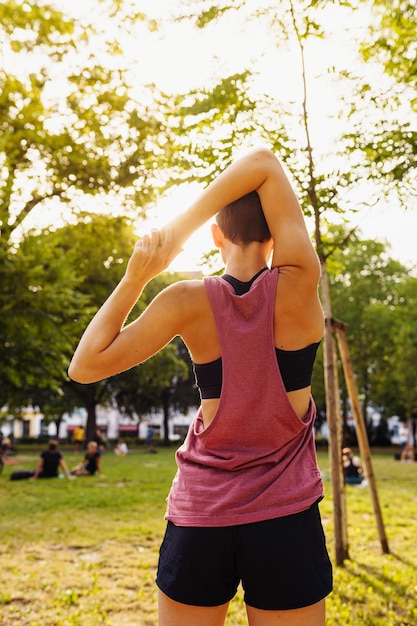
[68,362,90,384]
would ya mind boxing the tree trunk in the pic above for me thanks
[334,321,390,555]
[54,415,63,439]
[162,388,170,446]
[84,385,98,443]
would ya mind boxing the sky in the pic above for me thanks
[18,0,417,273]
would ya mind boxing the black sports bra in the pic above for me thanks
[193,271,321,399]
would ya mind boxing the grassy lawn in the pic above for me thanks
[0,444,416,625]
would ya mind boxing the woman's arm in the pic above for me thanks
[69,147,317,384]
[31,458,44,480]
[95,456,103,476]
[68,227,180,383]
[59,458,72,479]
[167,147,317,271]
[1,454,18,466]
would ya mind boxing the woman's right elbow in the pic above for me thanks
[251,146,276,162]
[251,147,281,175]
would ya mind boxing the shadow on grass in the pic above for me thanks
[335,553,417,624]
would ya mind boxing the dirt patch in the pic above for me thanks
[0,540,159,625]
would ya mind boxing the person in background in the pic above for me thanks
[31,439,72,480]
[145,426,157,454]
[400,442,415,463]
[114,440,129,456]
[69,147,332,625]
[342,447,364,484]
[0,437,18,474]
[71,440,103,476]
[9,439,72,480]
[72,425,85,452]
[94,427,107,452]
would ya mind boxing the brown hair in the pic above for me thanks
[215,191,271,246]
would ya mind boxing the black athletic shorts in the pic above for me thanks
[156,501,333,610]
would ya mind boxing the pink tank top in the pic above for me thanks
[165,268,324,527]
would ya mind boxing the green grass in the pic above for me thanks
[0,446,416,625]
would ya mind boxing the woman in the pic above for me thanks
[0,437,18,474]
[69,148,332,625]
[71,441,102,476]
[342,447,364,484]
[31,439,72,480]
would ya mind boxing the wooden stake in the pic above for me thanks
[323,321,349,564]
[320,263,349,565]
[332,318,390,555]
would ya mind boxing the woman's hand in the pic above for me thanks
[68,225,181,384]
[125,226,177,284]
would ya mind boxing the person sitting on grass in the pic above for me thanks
[9,439,72,480]
[114,440,129,456]
[400,443,415,463]
[31,439,72,480]
[342,447,364,485]
[0,438,18,474]
[71,441,103,476]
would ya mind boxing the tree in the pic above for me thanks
[392,276,417,430]
[0,228,88,408]
[15,214,197,442]
[2,213,135,432]
[40,215,186,441]
[0,1,176,409]
[342,0,417,203]
[325,226,410,420]
[0,0,171,246]
[30,383,80,440]
[362,0,416,90]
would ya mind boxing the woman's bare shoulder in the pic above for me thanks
[165,278,206,298]
[165,279,219,360]
[163,279,209,316]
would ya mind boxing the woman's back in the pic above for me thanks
[166,267,324,526]
[173,255,323,427]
